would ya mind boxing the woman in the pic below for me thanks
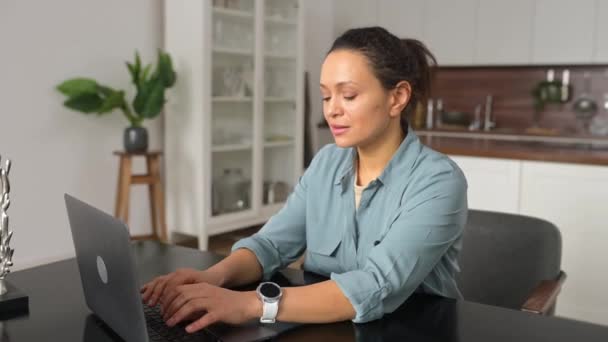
[141,26,468,333]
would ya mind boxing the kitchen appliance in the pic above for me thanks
[572,72,598,132]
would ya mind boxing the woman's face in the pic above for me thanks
[320,49,397,148]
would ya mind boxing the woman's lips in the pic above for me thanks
[330,125,349,136]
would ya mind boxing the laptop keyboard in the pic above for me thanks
[143,304,220,342]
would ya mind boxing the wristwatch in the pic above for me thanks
[256,282,283,323]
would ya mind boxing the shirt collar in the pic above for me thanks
[334,125,422,189]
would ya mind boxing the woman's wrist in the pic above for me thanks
[245,291,263,320]
[200,269,226,287]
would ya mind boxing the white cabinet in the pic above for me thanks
[593,0,608,62]
[519,161,608,326]
[448,156,521,214]
[532,0,596,64]
[164,0,304,249]
[342,0,603,66]
[333,0,377,37]
[423,0,478,66]
[474,0,534,65]
[377,0,425,40]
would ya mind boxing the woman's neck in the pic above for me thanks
[356,121,405,186]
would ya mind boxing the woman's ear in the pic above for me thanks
[390,81,412,118]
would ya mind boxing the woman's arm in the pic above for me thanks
[268,280,356,323]
[205,248,263,288]
[163,280,356,333]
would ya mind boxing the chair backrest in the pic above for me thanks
[456,209,562,310]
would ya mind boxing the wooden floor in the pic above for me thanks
[174,225,305,269]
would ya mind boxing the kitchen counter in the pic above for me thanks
[417,132,608,166]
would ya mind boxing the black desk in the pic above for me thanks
[3,241,608,341]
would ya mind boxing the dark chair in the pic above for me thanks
[456,209,567,315]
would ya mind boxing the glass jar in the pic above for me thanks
[216,168,247,213]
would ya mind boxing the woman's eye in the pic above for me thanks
[322,97,331,102]
[344,95,356,101]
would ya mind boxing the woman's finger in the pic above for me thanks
[148,277,168,306]
[166,298,208,328]
[141,278,161,302]
[186,312,218,334]
[163,288,191,321]
[159,280,184,313]
[163,283,208,319]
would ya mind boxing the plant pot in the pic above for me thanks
[123,126,148,153]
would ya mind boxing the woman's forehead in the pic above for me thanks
[320,50,374,87]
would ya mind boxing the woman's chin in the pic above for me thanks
[333,136,355,148]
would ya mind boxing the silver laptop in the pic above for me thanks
[64,194,296,342]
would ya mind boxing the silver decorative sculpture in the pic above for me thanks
[0,156,14,296]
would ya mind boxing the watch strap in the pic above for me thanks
[260,300,279,323]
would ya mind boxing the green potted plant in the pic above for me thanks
[56,50,176,153]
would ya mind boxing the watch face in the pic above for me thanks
[260,283,281,298]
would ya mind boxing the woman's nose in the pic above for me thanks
[326,99,343,118]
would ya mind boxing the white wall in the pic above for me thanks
[0,0,163,270]
[302,0,335,152]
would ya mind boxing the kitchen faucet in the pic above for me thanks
[483,94,496,131]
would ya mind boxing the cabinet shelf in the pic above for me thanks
[213,96,253,103]
[265,17,297,26]
[211,143,253,153]
[264,97,295,103]
[213,7,254,20]
[264,140,294,148]
[213,47,254,57]
[264,52,296,60]
[261,202,286,216]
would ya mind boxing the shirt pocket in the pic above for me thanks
[305,225,344,276]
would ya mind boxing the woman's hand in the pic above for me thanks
[163,283,261,333]
[140,268,223,308]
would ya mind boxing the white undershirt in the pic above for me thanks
[354,169,366,210]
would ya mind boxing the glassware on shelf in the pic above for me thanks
[214,168,249,213]
[213,63,254,97]
[267,30,281,53]
[241,62,254,96]
[213,17,253,51]
[212,127,249,145]
[213,0,239,10]
[213,19,224,47]
[265,63,294,98]
[265,133,293,142]
[266,0,298,21]
[265,65,282,97]
[223,66,243,96]
[263,180,291,204]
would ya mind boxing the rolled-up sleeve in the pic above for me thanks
[231,147,328,280]
[331,170,467,323]
[231,179,307,280]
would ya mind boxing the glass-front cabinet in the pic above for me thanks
[164,0,304,249]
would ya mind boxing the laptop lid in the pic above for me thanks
[65,194,149,342]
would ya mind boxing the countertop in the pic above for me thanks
[417,132,608,166]
[317,124,608,166]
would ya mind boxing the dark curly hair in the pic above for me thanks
[328,27,436,130]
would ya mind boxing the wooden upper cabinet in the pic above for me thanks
[423,0,478,66]
[474,0,534,65]
[532,0,596,64]
[377,0,425,40]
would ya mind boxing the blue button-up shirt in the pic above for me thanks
[232,128,468,323]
